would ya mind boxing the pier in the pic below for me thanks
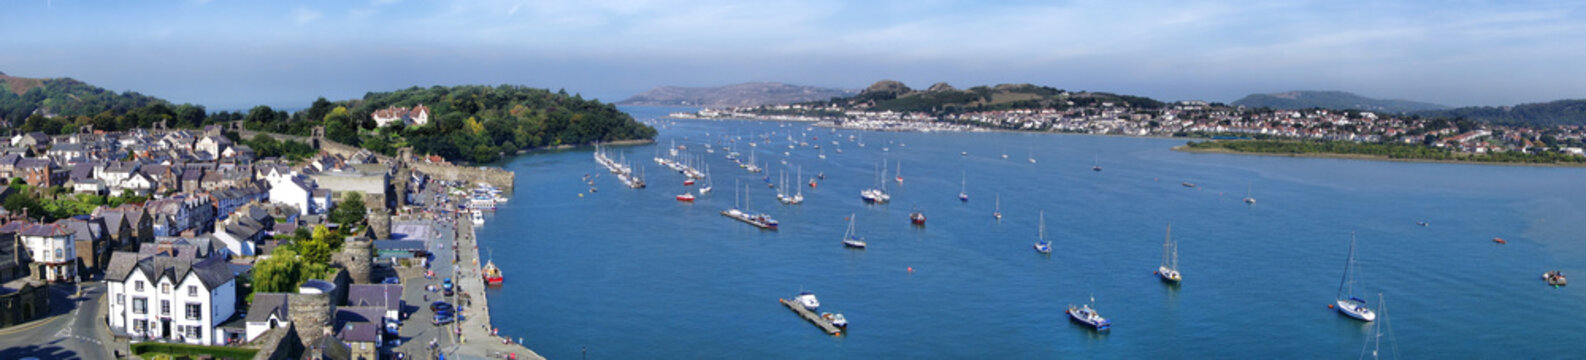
[779,298,843,335]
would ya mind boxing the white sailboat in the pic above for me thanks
[1157,224,1181,283]
[842,213,866,249]
[1336,233,1376,322]
[895,161,904,184]
[861,160,890,204]
[993,193,1003,220]
[1033,210,1051,254]
[1243,184,1256,205]
[1027,149,1037,164]
[1360,293,1397,360]
[698,164,713,195]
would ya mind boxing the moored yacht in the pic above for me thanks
[1067,301,1111,331]
[795,291,820,312]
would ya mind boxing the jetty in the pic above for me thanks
[779,298,843,335]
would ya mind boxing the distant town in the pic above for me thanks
[672,100,1586,160]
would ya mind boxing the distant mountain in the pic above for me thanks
[1232,91,1449,113]
[0,71,169,122]
[616,82,857,107]
[1416,99,1586,127]
[824,80,1164,113]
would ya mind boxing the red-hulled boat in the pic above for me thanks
[483,260,504,286]
[677,193,696,202]
[910,211,926,225]
[684,179,696,186]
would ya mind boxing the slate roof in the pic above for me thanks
[247,293,291,323]
[104,250,235,289]
[345,284,401,313]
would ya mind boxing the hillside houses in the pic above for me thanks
[370,104,430,128]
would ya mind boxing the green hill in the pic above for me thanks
[241,85,656,163]
[1416,99,1586,127]
[1231,91,1448,113]
[817,80,1164,114]
[0,71,171,125]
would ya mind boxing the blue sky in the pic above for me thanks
[2,0,1584,110]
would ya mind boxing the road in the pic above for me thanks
[0,282,114,360]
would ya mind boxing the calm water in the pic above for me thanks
[475,106,1586,359]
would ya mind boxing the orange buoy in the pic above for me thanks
[1327,304,1335,309]
[907,267,914,273]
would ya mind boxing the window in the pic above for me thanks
[186,304,201,320]
[161,283,171,294]
[187,326,202,340]
[117,294,125,305]
[161,300,170,315]
[135,281,144,291]
[134,320,147,333]
[54,248,62,260]
[132,298,147,314]
[188,286,198,297]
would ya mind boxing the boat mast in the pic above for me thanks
[1162,224,1173,270]
[1338,232,1358,299]
[1039,210,1046,242]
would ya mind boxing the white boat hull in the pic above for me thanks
[1336,299,1376,322]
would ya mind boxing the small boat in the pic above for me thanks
[993,194,1003,220]
[895,161,904,184]
[842,214,866,249]
[1034,211,1051,254]
[1336,233,1377,322]
[684,178,695,186]
[958,172,969,202]
[1492,237,1507,244]
[808,178,818,188]
[1544,271,1567,286]
[470,210,486,225]
[960,151,968,156]
[1182,182,1197,188]
[795,291,820,312]
[1157,224,1181,283]
[676,193,695,202]
[817,172,825,180]
[1092,157,1101,172]
[821,312,848,328]
[1416,221,1428,227]
[482,259,504,286]
[1067,300,1111,331]
[1243,184,1256,205]
[909,209,926,225]
[1027,149,1036,164]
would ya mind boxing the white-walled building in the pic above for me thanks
[105,251,238,345]
[17,223,78,282]
[268,176,317,216]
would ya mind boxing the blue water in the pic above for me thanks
[475,106,1586,359]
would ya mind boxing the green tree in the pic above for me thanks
[330,192,367,228]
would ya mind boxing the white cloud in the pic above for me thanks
[291,6,323,25]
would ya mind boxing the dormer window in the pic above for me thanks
[161,283,171,294]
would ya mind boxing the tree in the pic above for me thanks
[251,248,305,293]
[330,192,367,228]
[324,106,361,146]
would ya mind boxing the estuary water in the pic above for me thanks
[475,106,1586,359]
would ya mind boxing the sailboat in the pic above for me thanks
[1157,224,1181,283]
[895,161,904,184]
[842,213,866,249]
[958,171,969,202]
[1243,185,1256,205]
[1336,233,1376,322]
[1092,157,1102,172]
[861,160,890,204]
[1360,293,1396,360]
[1027,149,1037,164]
[1033,211,1052,254]
[993,193,1003,220]
[698,164,713,195]
[818,147,826,160]
[1001,146,1009,159]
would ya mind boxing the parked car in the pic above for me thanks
[382,277,401,285]
[430,301,453,313]
[433,314,455,326]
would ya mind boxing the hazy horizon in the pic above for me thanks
[3,0,1584,111]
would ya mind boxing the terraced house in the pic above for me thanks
[105,250,238,345]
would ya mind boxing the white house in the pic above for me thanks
[17,223,77,282]
[105,251,238,345]
[268,176,315,215]
[244,293,291,342]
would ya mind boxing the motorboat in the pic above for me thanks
[676,193,695,202]
[1067,303,1111,331]
[1545,271,1567,286]
[795,291,820,312]
[822,312,848,328]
